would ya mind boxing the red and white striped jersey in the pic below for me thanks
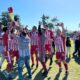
[45,30,53,44]
[8,34,19,51]
[55,35,65,53]
[30,31,39,46]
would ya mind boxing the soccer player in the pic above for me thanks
[30,26,39,68]
[54,23,68,74]
[9,28,19,65]
[49,27,55,57]
[17,30,32,80]
[44,25,53,65]
[2,27,13,78]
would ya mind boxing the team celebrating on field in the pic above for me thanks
[0,21,80,80]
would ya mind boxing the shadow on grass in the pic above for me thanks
[47,77,51,80]
[66,57,71,63]
[0,71,8,80]
[63,73,69,80]
[24,67,51,80]
[54,71,61,80]
[33,67,51,80]
[32,68,37,74]
[10,66,26,79]
[73,55,80,64]
[33,69,43,80]
[24,67,37,78]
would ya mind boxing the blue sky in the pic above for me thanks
[0,0,80,31]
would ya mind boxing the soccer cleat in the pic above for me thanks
[31,64,34,68]
[36,64,38,68]
[65,70,69,74]
[0,66,1,71]
[49,58,53,66]
[45,57,48,63]
[42,70,48,76]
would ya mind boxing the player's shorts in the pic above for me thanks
[31,45,38,54]
[56,52,66,61]
[9,50,19,59]
[13,51,19,59]
[45,44,51,53]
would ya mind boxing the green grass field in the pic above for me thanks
[1,40,80,80]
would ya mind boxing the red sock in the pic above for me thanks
[63,63,68,70]
[41,62,47,71]
[35,53,38,65]
[36,58,38,65]
[58,62,61,68]
[7,60,13,72]
[50,53,52,58]
[31,54,34,64]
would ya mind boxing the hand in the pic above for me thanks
[60,22,64,27]
[55,23,60,26]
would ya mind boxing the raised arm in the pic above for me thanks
[38,23,42,35]
[60,22,65,37]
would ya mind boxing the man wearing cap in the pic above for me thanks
[44,25,53,65]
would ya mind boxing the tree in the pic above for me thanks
[14,15,20,22]
[51,17,59,25]
[41,14,49,25]
[1,12,10,26]
[14,14,21,26]
[78,23,80,28]
[48,23,54,29]
[0,11,21,28]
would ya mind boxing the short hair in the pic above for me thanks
[2,27,8,32]
[21,31,26,37]
[33,26,37,30]
[10,28,14,33]
[56,29,61,32]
